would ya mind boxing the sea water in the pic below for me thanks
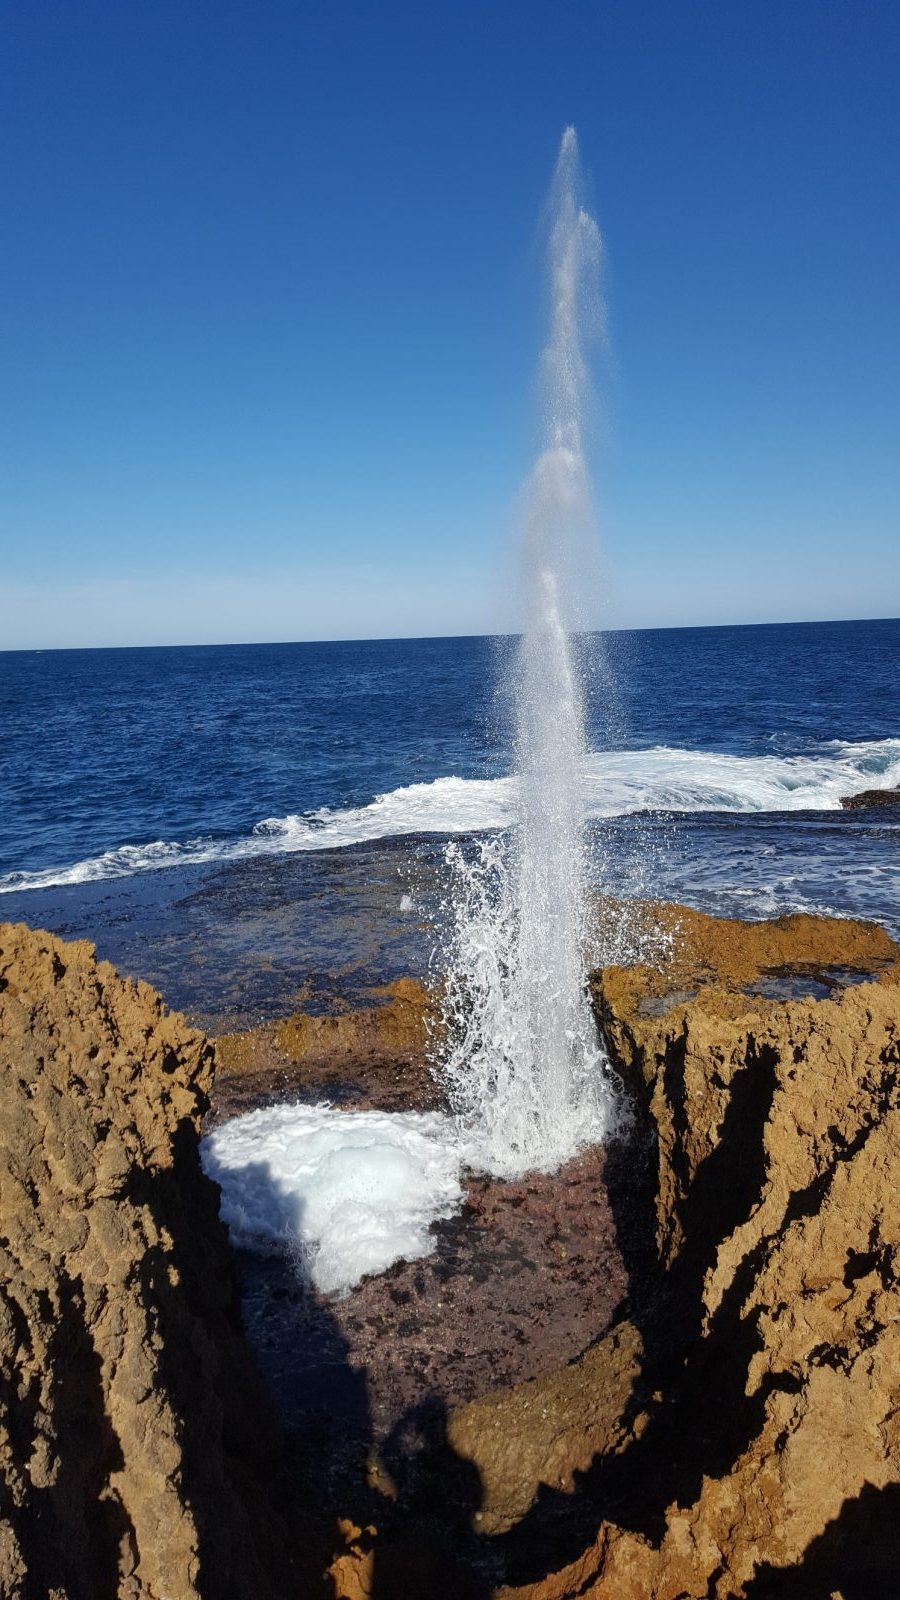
[2,628,897,899]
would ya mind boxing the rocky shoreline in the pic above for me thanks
[841,782,900,809]
[2,904,899,1597]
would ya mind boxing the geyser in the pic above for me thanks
[435,127,621,1177]
[203,131,621,1296]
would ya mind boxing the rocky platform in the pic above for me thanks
[428,906,900,1599]
[210,976,440,1124]
[325,905,900,1598]
[2,905,900,1599]
[211,979,629,1495]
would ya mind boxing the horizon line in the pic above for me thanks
[1,614,898,656]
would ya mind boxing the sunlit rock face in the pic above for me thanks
[321,906,900,1599]
[0,923,292,1600]
[4,909,900,1600]
[570,907,900,1599]
[439,906,900,1600]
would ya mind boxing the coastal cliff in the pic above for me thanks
[0,924,293,1600]
[436,907,900,1599]
[2,910,900,1598]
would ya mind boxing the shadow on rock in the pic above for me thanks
[0,1269,134,1600]
[742,1481,900,1599]
[472,922,900,1598]
[371,1398,492,1600]
[0,923,302,1600]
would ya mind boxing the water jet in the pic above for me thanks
[434,126,621,1177]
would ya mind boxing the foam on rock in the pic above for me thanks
[202,1103,465,1293]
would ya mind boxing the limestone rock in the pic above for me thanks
[7,906,900,1600]
[489,907,900,1598]
[447,1323,642,1536]
[212,978,439,1123]
[0,923,294,1600]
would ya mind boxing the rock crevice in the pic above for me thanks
[474,907,900,1598]
[3,908,900,1599]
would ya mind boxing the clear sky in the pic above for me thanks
[1,0,898,648]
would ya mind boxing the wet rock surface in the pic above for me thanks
[199,900,900,1599]
[841,783,900,809]
[209,982,628,1499]
[209,977,440,1126]
[327,905,900,1598]
[472,905,900,1600]
[238,1145,626,1443]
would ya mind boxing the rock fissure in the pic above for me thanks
[3,907,900,1598]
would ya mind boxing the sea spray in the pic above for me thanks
[433,128,621,1177]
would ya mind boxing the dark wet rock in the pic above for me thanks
[840,784,900,808]
[242,1145,627,1450]
[424,904,900,1599]
[7,905,900,1600]
[335,905,900,1597]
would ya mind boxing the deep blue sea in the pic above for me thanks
[2,619,898,1026]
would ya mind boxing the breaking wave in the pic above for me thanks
[3,737,898,895]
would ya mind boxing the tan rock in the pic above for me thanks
[447,1322,642,1535]
[216,977,435,1077]
[483,906,900,1598]
[0,923,295,1600]
[6,905,900,1600]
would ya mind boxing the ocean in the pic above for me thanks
[2,618,898,1027]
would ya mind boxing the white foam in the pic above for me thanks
[580,739,900,816]
[3,738,899,894]
[200,1103,464,1294]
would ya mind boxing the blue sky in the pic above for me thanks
[1,0,898,647]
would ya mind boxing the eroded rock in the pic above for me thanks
[483,907,900,1598]
[5,906,900,1600]
[0,923,295,1600]
[212,977,439,1123]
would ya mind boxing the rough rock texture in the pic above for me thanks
[480,908,900,1599]
[447,1322,642,1538]
[6,907,900,1600]
[0,923,296,1600]
[241,1142,626,1444]
[840,784,900,809]
[332,907,900,1598]
[595,905,898,1267]
[211,978,438,1124]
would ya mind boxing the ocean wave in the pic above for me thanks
[2,737,898,895]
